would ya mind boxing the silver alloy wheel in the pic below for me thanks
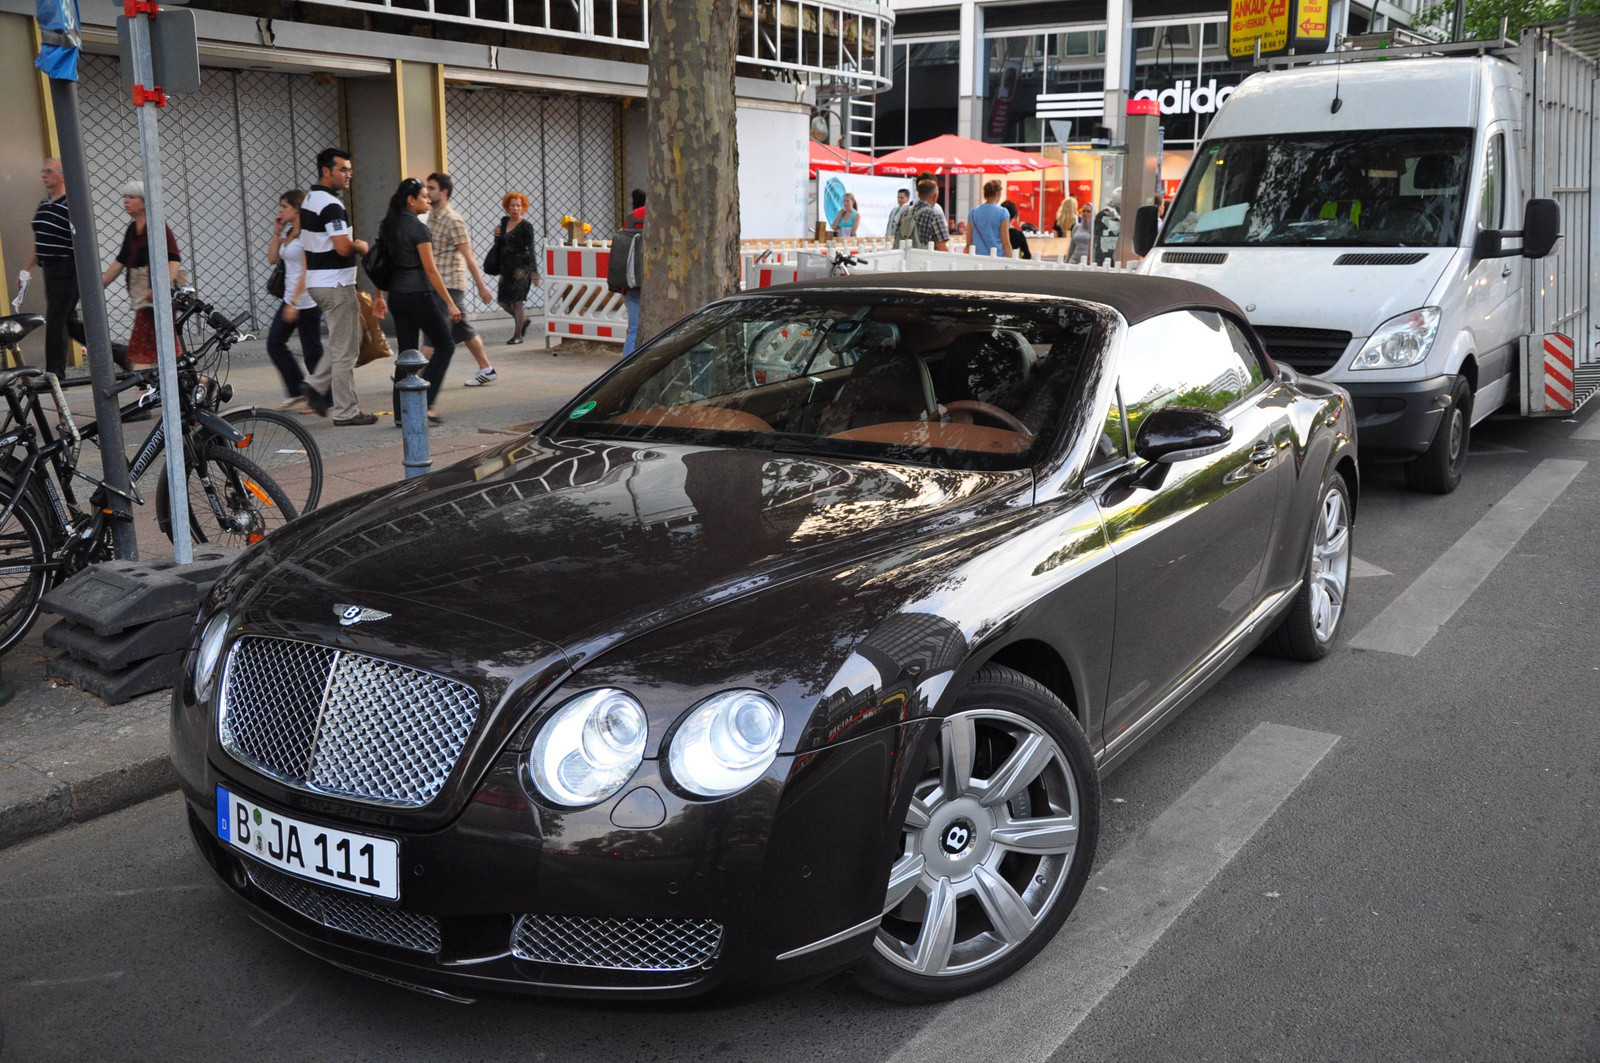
[874,709,1080,979]
[1308,486,1351,642]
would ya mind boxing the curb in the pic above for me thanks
[0,753,178,852]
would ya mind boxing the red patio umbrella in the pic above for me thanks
[809,141,879,177]
[873,135,1049,175]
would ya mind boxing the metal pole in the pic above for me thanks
[126,3,190,562]
[48,77,138,560]
[395,348,432,477]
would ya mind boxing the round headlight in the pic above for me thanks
[194,611,231,700]
[528,688,648,807]
[667,690,784,798]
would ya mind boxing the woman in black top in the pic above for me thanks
[1002,200,1032,261]
[373,178,460,425]
[494,191,538,344]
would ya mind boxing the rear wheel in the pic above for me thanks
[854,665,1099,1003]
[1404,376,1471,494]
[219,406,323,514]
[156,444,298,548]
[0,491,54,655]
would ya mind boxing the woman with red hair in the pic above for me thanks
[493,191,538,344]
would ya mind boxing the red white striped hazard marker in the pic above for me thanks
[1543,333,1576,411]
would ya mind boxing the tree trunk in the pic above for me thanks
[640,0,741,342]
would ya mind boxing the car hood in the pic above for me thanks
[249,435,1028,664]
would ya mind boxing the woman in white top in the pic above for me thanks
[265,189,324,410]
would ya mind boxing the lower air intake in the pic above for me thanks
[512,914,723,972]
[247,861,442,955]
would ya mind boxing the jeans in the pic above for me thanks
[304,285,362,420]
[265,303,324,398]
[40,258,86,378]
[388,289,456,413]
[622,289,641,357]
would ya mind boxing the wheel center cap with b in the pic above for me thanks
[922,798,994,875]
[940,818,976,856]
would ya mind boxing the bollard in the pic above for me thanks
[395,347,432,479]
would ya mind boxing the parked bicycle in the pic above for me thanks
[0,312,297,654]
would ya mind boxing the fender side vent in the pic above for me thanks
[1161,251,1229,264]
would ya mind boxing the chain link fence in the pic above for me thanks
[443,86,619,318]
[78,55,341,335]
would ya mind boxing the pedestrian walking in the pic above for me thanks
[965,180,1012,257]
[885,188,912,239]
[16,158,86,378]
[493,191,537,345]
[1068,205,1092,264]
[423,172,498,387]
[1052,196,1078,238]
[893,178,950,251]
[629,187,646,228]
[264,189,323,409]
[298,148,376,426]
[1002,200,1032,260]
[608,218,645,357]
[99,180,180,381]
[831,193,860,237]
[374,178,458,427]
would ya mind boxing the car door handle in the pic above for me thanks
[1249,442,1276,466]
[1501,265,1513,278]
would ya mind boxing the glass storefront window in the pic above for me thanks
[908,41,960,146]
[985,34,1048,145]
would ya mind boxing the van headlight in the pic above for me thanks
[528,688,648,807]
[194,611,231,700]
[1350,307,1440,370]
[667,690,784,798]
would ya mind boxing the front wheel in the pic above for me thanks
[219,407,323,514]
[0,493,53,655]
[1404,376,1471,494]
[1265,473,1353,660]
[854,665,1099,1003]
[156,444,298,548]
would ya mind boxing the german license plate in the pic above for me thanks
[216,785,400,901]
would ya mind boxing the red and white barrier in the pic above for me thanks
[1542,333,1577,411]
[543,244,628,343]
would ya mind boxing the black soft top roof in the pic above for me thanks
[770,269,1249,327]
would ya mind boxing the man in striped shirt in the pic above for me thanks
[18,158,85,377]
[298,148,376,426]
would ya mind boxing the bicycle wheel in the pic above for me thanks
[156,444,299,548]
[0,491,54,655]
[220,406,323,513]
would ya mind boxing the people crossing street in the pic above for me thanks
[17,158,87,377]
[298,148,376,426]
[424,172,498,387]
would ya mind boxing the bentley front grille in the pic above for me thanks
[218,635,480,808]
[246,862,442,954]
[511,914,724,972]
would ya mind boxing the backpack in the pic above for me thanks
[607,228,643,293]
[895,201,933,250]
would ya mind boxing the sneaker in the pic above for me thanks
[333,412,378,427]
[464,367,497,387]
[299,382,330,416]
[277,394,306,411]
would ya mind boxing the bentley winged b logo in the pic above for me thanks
[335,604,391,626]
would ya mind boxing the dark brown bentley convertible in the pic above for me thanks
[173,272,1357,1003]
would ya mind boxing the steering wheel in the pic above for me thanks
[943,400,1033,438]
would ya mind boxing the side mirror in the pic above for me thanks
[1133,205,1160,257]
[1134,406,1233,464]
[1521,198,1560,259]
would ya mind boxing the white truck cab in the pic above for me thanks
[1140,32,1595,493]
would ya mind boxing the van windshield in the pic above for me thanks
[1160,129,1474,248]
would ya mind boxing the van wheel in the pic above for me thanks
[1404,376,1471,495]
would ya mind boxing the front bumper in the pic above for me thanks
[175,721,921,1001]
[1337,374,1454,457]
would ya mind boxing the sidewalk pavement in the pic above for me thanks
[0,325,623,849]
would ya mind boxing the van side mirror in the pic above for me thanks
[1134,406,1233,464]
[1521,198,1560,258]
[1133,205,1160,257]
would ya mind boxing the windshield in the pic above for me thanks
[1161,129,1474,248]
[549,293,1107,471]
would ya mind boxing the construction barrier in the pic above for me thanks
[543,244,628,343]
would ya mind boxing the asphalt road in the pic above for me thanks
[3,409,1599,1062]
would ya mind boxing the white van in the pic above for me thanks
[1139,30,1595,493]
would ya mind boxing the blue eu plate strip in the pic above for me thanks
[216,785,231,842]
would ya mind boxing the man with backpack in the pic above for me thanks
[607,217,645,357]
[892,178,951,252]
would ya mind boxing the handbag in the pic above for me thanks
[362,238,395,290]
[126,266,153,311]
[356,291,392,367]
[483,217,508,276]
[266,260,286,300]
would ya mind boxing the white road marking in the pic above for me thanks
[1349,458,1586,656]
[250,975,313,1029]
[7,971,125,989]
[883,722,1340,1063]
[1469,440,1526,454]
[1573,412,1600,441]
[0,884,206,908]
[1350,557,1392,578]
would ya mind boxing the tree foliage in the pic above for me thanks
[1419,0,1600,41]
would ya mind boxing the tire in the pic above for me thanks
[219,407,323,514]
[0,491,54,655]
[1265,474,1353,661]
[1404,376,1471,494]
[854,664,1099,1003]
[156,444,299,548]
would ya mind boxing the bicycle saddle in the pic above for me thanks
[0,365,44,389]
[0,314,46,346]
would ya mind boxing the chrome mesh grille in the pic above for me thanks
[512,914,723,972]
[246,862,442,954]
[219,636,480,808]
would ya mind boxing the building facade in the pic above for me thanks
[0,0,894,344]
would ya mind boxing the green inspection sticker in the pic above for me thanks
[570,401,597,419]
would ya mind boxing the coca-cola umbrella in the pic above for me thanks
[873,135,1050,175]
[809,141,879,176]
